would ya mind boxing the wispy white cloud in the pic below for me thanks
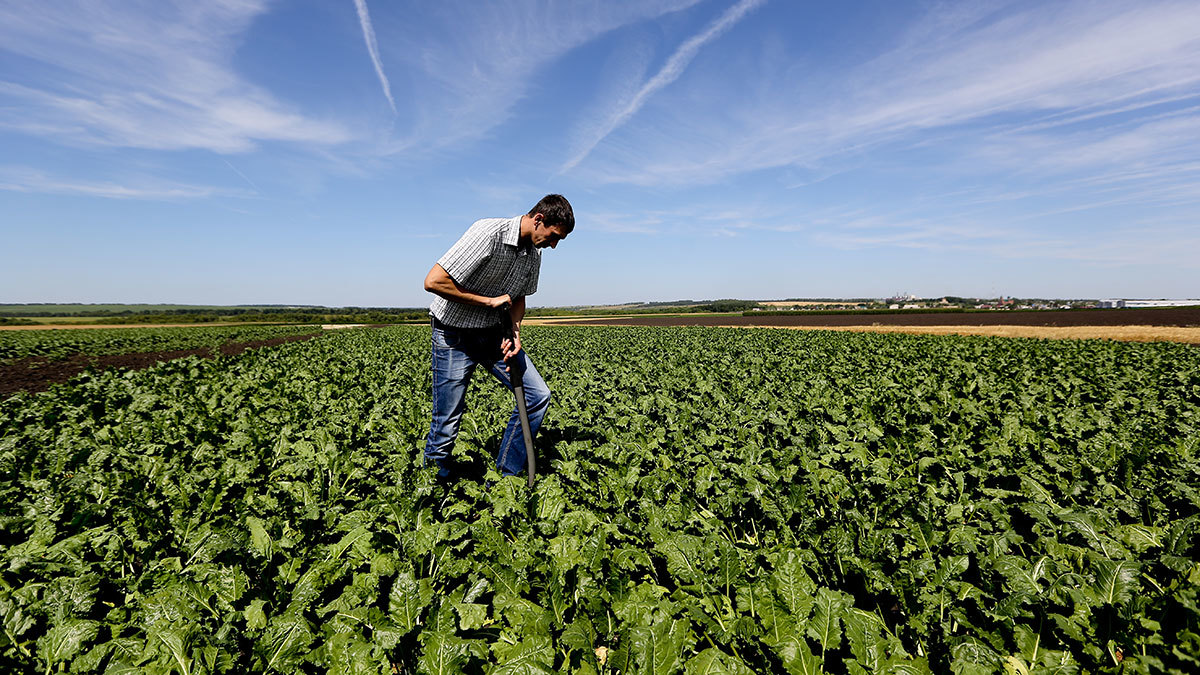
[586,212,662,235]
[608,170,1200,269]
[576,0,1200,186]
[560,0,767,172]
[380,0,706,152]
[952,109,1200,217]
[985,112,1200,175]
[0,1,351,152]
[0,166,239,200]
[805,206,1200,268]
[352,0,397,114]
[582,201,794,238]
[834,4,1200,140]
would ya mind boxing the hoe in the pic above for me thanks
[501,305,536,487]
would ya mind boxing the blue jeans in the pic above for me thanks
[424,320,551,478]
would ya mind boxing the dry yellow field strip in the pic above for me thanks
[524,318,1200,344]
[733,324,1200,343]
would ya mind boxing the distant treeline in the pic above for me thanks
[743,307,1103,317]
[529,300,762,316]
[746,308,973,317]
[0,306,429,324]
[90,308,429,325]
[0,304,325,317]
[94,301,763,323]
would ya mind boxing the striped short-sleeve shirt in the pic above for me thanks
[430,216,541,328]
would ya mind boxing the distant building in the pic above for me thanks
[1099,299,1199,308]
[1125,299,1200,308]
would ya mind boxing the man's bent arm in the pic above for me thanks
[509,296,526,333]
[424,264,510,309]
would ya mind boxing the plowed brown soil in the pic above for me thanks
[541,306,1200,328]
[533,307,1200,345]
[0,322,260,330]
[1,333,321,398]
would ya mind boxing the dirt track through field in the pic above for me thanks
[530,306,1200,344]
[0,333,321,398]
[0,322,264,331]
[537,306,1200,327]
[737,324,1200,343]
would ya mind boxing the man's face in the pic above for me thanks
[533,220,569,249]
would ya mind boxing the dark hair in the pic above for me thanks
[528,194,574,233]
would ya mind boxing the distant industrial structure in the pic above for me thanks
[1096,299,1200,309]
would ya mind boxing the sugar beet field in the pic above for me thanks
[2,325,1198,674]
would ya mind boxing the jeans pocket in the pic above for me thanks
[433,326,463,349]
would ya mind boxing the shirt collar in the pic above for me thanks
[501,215,522,247]
[504,215,537,254]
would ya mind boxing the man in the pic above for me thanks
[422,194,574,481]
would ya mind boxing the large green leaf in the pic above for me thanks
[326,632,388,675]
[1092,559,1140,605]
[843,608,897,673]
[419,631,471,675]
[36,619,99,667]
[771,554,816,618]
[389,571,434,632]
[330,526,374,562]
[684,648,755,675]
[490,635,555,675]
[146,624,195,675]
[246,516,274,557]
[806,588,852,656]
[951,637,1003,675]
[262,612,314,672]
[771,634,823,675]
[628,618,691,675]
[244,598,269,630]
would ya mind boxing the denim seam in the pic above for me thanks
[428,335,442,468]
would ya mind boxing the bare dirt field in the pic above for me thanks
[0,322,257,331]
[535,307,1200,344]
[0,333,321,397]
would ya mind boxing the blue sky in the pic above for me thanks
[2,0,1198,306]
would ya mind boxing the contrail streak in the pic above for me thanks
[222,159,262,195]
[353,0,396,114]
[561,0,766,172]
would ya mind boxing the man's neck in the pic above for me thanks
[517,214,535,248]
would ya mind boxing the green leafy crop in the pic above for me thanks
[1,326,1197,673]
